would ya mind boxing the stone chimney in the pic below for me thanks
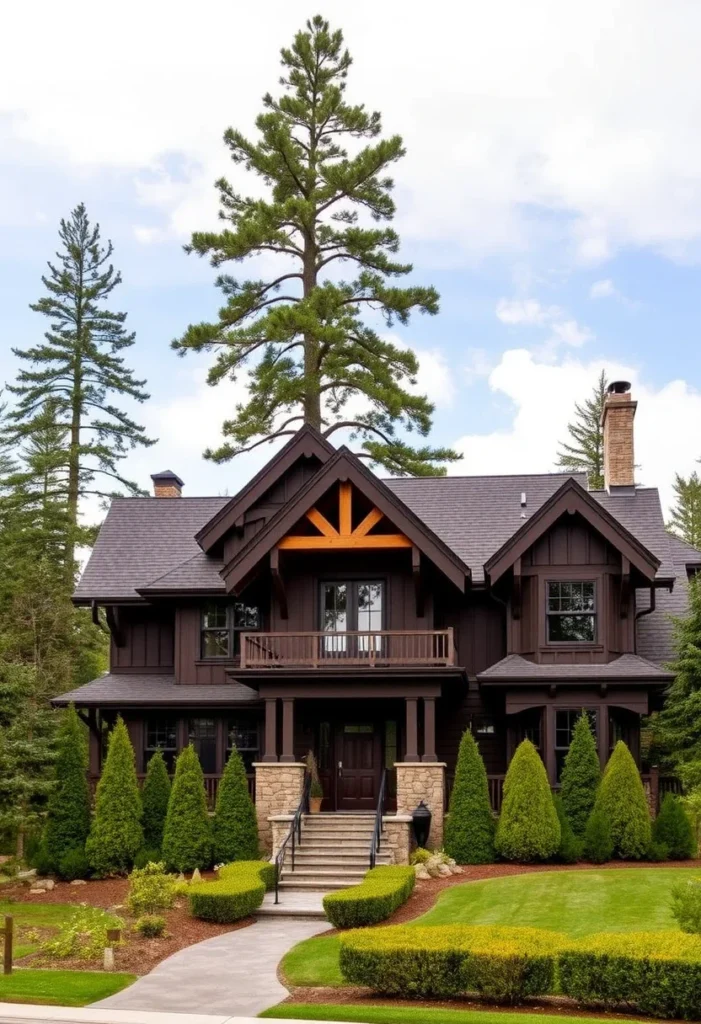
[151,470,184,498]
[601,381,637,492]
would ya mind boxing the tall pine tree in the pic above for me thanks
[8,203,155,565]
[556,369,608,489]
[667,471,701,550]
[173,16,458,476]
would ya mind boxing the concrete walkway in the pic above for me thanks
[0,1008,349,1024]
[92,918,327,1017]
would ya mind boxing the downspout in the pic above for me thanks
[634,585,656,653]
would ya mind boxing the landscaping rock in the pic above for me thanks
[414,863,431,880]
[70,878,88,885]
[30,878,55,891]
[191,868,202,883]
[425,856,443,877]
[17,869,37,880]
[437,862,453,877]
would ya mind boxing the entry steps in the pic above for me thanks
[276,812,391,893]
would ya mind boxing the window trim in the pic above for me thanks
[545,579,598,646]
[318,579,386,633]
[200,602,260,660]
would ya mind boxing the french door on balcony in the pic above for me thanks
[321,580,384,659]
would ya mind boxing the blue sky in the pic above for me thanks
[2,0,701,520]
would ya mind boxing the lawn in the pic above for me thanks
[0,900,82,959]
[280,868,699,989]
[261,1005,623,1024]
[0,969,135,1006]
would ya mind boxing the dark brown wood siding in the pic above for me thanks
[110,606,174,673]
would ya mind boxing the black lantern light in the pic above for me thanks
[411,800,432,849]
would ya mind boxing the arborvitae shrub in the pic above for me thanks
[591,741,651,859]
[584,806,614,863]
[653,793,696,860]
[553,794,581,863]
[141,751,171,852]
[161,745,212,872]
[444,730,495,864]
[43,706,92,874]
[495,740,560,862]
[86,718,143,875]
[560,713,601,837]
[213,747,259,864]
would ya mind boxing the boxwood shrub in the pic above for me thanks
[339,924,565,1002]
[559,929,701,1019]
[188,860,274,923]
[323,866,415,929]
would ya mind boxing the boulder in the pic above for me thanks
[191,868,202,883]
[31,878,55,891]
[17,869,37,880]
[69,879,88,886]
[414,863,431,880]
[425,856,443,877]
[437,862,453,877]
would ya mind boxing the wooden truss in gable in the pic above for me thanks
[277,482,412,550]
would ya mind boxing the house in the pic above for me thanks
[54,382,701,862]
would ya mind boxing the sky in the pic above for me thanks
[2,0,701,522]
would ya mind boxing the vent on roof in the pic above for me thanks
[520,491,527,507]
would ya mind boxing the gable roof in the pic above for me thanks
[196,425,335,554]
[222,447,471,593]
[483,477,660,584]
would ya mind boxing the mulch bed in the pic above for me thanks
[1,874,253,975]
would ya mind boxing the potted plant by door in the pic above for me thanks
[306,751,324,813]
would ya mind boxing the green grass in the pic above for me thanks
[280,868,699,988]
[0,969,135,1006]
[260,1005,622,1024]
[0,900,82,959]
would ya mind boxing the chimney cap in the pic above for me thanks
[607,380,632,396]
[151,470,184,487]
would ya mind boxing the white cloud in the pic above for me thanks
[590,279,616,299]
[496,298,593,351]
[4,0,701,264]
[450,348,701,513]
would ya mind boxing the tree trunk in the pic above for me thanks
[302,232,321,430]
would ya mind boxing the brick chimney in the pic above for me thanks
[601,381,637,492]
[151,470,184,498]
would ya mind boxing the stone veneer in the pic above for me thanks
[381,814,413,864]
[253,762,305,854]
[395,762,446,850]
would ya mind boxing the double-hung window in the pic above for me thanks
[201,602,260,659]
[145,718,178,772]
[546,581,596,643]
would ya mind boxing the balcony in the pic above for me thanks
[240,629,456,669]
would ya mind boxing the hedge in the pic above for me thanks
[339,924,565,1002]
[559,929,701,1019]
[188,860,274,923]
[323,866,415,929]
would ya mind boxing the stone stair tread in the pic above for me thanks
[278,879,355,890]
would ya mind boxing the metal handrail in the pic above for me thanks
[274,771,311,904]
[369,768,387,869]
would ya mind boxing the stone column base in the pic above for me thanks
[269,814,294,860]
[254,762,305,855]
[381,814,413,865]
[395,761,446,850]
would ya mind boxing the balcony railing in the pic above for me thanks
[240,629,456,669]
[89,772,255,810]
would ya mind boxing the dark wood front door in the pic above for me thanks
[337,724,380,810]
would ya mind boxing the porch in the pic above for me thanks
[239,628,456,669]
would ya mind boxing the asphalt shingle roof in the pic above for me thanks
[477,653,673,682]
[52,674,259,707]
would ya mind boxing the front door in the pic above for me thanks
[336,724,380,811]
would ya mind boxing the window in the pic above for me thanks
[145,718,178,772]
[189,718,217,775]
[201,602,260,659]
[546,581,596,643]
[555,709,597,780]
[321,581,384,655]
[227,716,259,774]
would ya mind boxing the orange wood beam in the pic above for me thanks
[278,534,412,550]
[339,481,352,536]
[353,506,384,537]
[305,507,339,538]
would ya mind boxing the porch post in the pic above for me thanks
[544,705,557,785]
[263,698,278,762]
[280,698,295,763]
[88,710,101,776]
[422,697,437,762]
[597,704,609,770]
[404,697,420,762]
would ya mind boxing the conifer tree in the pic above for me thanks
[560,712,601,837]
[652,793,696,860]
[173,16,458,477]
[212,747,259,863]
[86,718,143,874]
[43,706,91,871]
[8,203,155,565]
[495,740,561,862]
[444,730,495,864]
[141,751,171,853]
[667,472,701,550]
[161,745,212,872]
[591,740,651,859]
[556,369,608,489]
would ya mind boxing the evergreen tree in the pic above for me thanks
[553,794,581,863]
[583,805,614,863]
[86,718,143,874]
[161,745,212,872]
[8,203,155,564]
[172,17,458,477]
[43,706,91,871]
[591,740,651,859]
[212,747,259,864]
[141,751,171,853]
[444,729,495,864]
[560,712,601,837]
[668,472,701,550]
[494,740,561,862]
[652,793,696,860]
[556,369,608,489]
